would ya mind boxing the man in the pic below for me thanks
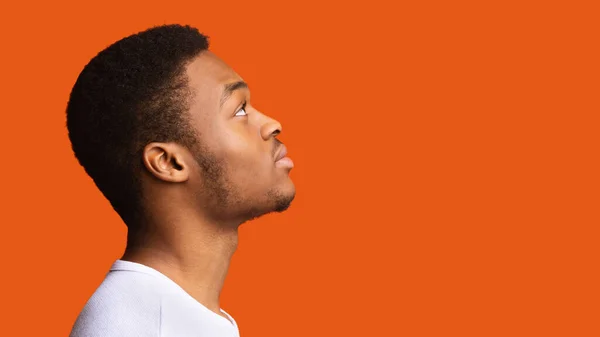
[66,24,295,337]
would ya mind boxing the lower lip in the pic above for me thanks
[275,157,294,169]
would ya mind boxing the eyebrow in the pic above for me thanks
[220,81,249,108]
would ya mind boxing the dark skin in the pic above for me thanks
[121,51,295,321]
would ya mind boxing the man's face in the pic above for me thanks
[184,51,295,223]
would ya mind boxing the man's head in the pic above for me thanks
[66,24,295,229]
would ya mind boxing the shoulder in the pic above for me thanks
[69,270,163,337]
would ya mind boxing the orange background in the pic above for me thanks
[1,0,598,336]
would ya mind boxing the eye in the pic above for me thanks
[235,102,248,117]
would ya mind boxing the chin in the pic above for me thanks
[267,185,295,213]
[275,179,296,211]
[243,184,295,221]
[235,178,296,222]
[274,193,295,212]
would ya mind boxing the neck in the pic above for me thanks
[121,211,239,316]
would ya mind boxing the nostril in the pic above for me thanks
[272,129,281,137]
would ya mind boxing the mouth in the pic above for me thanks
[275,144,294,169]
[275,144,288,161]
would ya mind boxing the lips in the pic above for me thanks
[274,143,294,169]
[275,144,288,162]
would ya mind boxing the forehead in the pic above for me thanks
[185,51,243,105]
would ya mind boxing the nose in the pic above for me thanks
[259,114,282,140]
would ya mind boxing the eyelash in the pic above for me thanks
[235,101,248,117]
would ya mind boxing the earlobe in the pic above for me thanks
[142,143,189,183]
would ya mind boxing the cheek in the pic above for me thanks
[216,125,274,181]
[220,126,258,160]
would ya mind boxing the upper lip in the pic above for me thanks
[275,144,288,161]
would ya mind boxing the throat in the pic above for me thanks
[121,222,239,316]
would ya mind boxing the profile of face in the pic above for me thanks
[143,51,295,225]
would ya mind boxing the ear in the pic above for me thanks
[142,142,190,183]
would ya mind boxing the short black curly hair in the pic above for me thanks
[66,24,209,225]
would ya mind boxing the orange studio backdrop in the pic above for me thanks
[0,0,598,336]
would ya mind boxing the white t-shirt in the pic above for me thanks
[69,260,240,337]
